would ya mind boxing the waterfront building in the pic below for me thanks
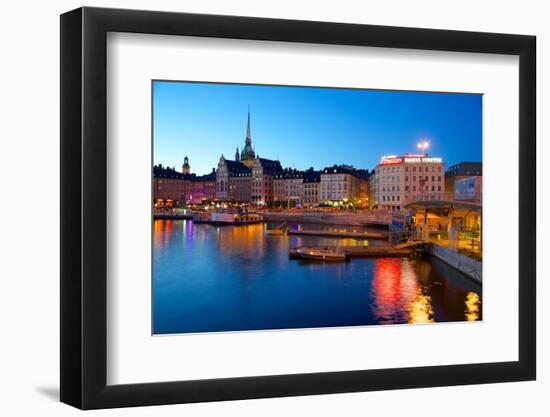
[302,169,321,208]
[320,165,361,203]
[444,161,482,193]
[190,169,217,203]
[455,176,482,203]
[216,155,252,202]
[153,164,194,207]
[369,167,380,209]
[371,154,445,211]
[354,169,370,208]
[251,157,283,205]
[273,169,305,207]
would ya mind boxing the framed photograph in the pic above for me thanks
[60,7,536,409]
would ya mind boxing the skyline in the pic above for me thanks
[153,81,482,176]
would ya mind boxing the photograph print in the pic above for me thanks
[152,80,482,335]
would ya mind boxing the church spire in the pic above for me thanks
[235,147,240,161]
[246,105,252,145]
[240,106,256,166]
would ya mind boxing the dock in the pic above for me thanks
[287,229,387,240]
[289,241,425,260]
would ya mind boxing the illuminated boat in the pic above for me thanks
[264,223,287,235]
[296,247,348,262]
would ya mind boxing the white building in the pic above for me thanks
[320,165,360,202]
[370,154,445,211]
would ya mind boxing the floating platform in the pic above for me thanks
[287,229,387,240]
[153,213,193,220]
[290,244,420,259]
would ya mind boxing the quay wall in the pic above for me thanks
[427,243,482,283]
[263,212,391,226]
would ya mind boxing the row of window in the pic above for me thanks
[382,175,442,182]
[380,165,442,173]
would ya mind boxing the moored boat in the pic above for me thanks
[264,222,287,235]
[296,247,348,262]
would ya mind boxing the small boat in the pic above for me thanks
[264,222,287,235]
[296,247,348,262]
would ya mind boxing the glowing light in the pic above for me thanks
[408,291,435,324]
[465,292,481,321]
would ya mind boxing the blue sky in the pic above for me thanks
[153,81,482,176]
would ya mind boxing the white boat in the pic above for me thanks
[296,247,348,262]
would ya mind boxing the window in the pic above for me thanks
[405,176,409,181]
[413,176,416,181]
[405,185,409,191]
[432,176,435,182]
[438,176,441,182]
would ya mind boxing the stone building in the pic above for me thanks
[251,157,283,205]
[444,161,482,193]
[153,164,193,207]
[190,169,216,203]
[273,169,305,207]
[216,156,252,202]
[302,169,321,208]
[370,154,445,211]
[320,165,361,202]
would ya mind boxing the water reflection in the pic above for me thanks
[153,220,482,334]
[465,292,481,321]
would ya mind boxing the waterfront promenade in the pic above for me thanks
[263,211,392,227]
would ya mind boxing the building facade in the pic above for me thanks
[216,156,252,202]
[302,170,321,208]
[273,169,305,207]
[153,165,193,207]
[444,161,482,192]
[370,154,445,211]
[454,176,482,203]
[320,165,361,202]
[251,157,283,205]
[190,169,216,203]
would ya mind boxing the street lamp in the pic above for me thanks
[417,140,429,156]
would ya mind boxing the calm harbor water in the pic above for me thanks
[153,219,482,334]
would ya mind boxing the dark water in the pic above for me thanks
[153,219,482,334]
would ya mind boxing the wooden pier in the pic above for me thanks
[287,229,387,240]
[289,241,425,260]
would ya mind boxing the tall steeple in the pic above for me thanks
[240,105,256,167]
[235,147,240,161]
[246,105,252,146]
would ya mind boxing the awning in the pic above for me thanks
[405,200,482,211]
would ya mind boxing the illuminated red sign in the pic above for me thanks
[380,157,403,165]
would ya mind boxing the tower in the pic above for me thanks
[240,106,256,167]
[182,156,190,174]
[235,147,240,161]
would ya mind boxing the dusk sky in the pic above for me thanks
[153,81,482,176]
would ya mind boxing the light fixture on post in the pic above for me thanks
[417,140,429,156]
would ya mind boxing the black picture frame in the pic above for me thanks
[60,6,536,410]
